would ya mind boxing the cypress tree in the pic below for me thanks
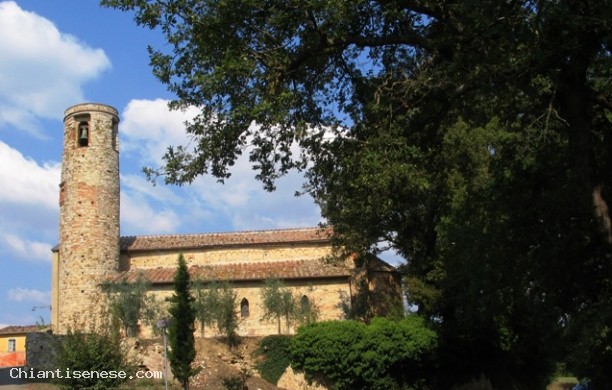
[168,254,198,390]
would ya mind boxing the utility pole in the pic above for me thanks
[156,318,171,390]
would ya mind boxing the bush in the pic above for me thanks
[222,366,251,390]
[55,327,134,390]
[290,316,437,390]
[222,376,244,390]
[255,335,293,384]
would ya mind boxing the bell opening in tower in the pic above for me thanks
[78,121,89,147]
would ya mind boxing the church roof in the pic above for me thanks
[110,259,351,284]
[120,227,330,252]
[52,227,331,253]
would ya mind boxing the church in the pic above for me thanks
[50,103,401,337]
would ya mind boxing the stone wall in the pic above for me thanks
[138,277,351,338]
[127,243,333,269]
[277,366,329,390]
[25,332,61,370]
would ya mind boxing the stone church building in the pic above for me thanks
[50,103,401,337]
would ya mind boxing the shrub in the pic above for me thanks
[290,316,437,390]
[222,366,251,390]
[290,320,364,389]
[222,376,244,390]
[255,335,293,384]
[55,327,134,390]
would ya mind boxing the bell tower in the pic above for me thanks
[52,103,120,333]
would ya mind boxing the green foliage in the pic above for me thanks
[261,279,320,334]
[338,278,375,323]
[222,366,251,390]
[167,254,199,390]
[213,282,240,346]
[101,0,612,386]
[221,376,243,390]
[260,279,297,334]
[255,335,293,385]
[105,274,152,336]
[191,279,215,337]
[290,317,437,390]
[562,292,612,389]
[141,294,170,337]
[192,280,239,345]
[55,326,134,390]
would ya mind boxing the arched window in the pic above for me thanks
[300,295,310,312]
[240,298,249,318]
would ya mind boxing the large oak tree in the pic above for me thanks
[101,0,611,387]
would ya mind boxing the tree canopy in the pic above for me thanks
[101,0,611,387]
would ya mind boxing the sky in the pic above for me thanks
[0,0,402,328]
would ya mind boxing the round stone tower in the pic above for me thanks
[55,103,120,333]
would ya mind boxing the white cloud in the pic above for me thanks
[3,234,52,262]
[120,191,181,235]
[119,99,322,233]
[0,141,60,210]
[121,173,181,205]
[190,156,321,231]
[120,98,196,165]
[0,1,110,135]
[7,288,50,304]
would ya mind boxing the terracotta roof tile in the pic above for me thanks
[119,227,331,252]
[0,325,46,334]
[110,259,350,284]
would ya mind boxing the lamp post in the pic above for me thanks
[156,318,171,390]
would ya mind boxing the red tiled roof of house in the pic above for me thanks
[0,325,45,334]
[119,227,331,252]
[110,259,351,284]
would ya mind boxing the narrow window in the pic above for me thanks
[111,120,118,151]
[78,121,89,147]
[8,338,16,352]
[300,295,310,312]
[240,298,249,318]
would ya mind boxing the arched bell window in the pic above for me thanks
[240,298,250,318]
[78,121,89,147]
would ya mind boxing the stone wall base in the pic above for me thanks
[277,366,328,390]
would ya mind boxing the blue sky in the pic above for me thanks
[0,0,402,328]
